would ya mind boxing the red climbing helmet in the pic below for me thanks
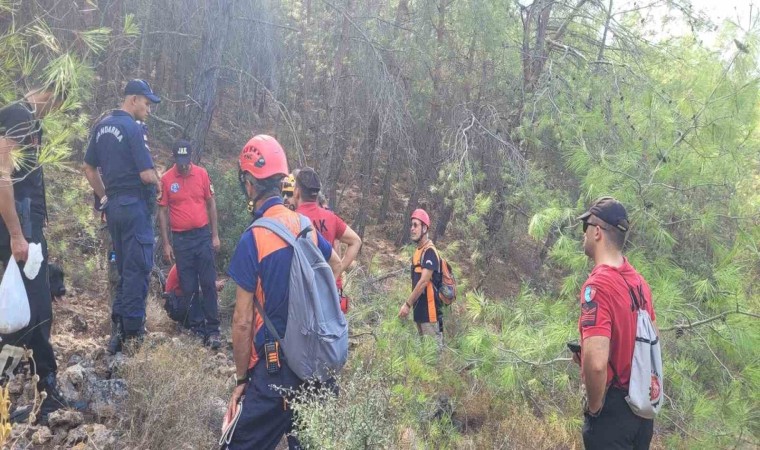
[238,135,289,180]
[411,208,430,227]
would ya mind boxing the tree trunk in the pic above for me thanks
[184,0,234,162]
[322,0,354,197]
[377,144,398,225]
[354,111,380,238]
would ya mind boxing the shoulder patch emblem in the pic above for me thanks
[584,285,596,303]
[170,182,180,193]
[581,301,598,327]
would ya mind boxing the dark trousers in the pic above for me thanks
[106,195,153,333]
[0,222,57,379]
[225,361,303,450]
[172,226,219,337]
[583,388,654,450]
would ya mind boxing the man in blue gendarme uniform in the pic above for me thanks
[83,79,161,354]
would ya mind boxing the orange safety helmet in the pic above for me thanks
[238,135,289,180]
[411,208,430,227]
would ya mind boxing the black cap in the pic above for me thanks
[296,167,321,192]
[124,79,161,103]
[172,140,192,164]
[577,197,629,232]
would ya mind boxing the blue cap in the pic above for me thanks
[124,79,160,103]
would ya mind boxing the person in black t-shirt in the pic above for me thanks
[398,208,443,350]
[0,85,71,423]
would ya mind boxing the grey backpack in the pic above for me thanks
[250,215,348,382]
[617,277,663,419]
[626,305,663,419]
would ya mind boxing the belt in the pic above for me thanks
[172,225,210,236]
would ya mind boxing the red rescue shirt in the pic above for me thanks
[296,202,347,247]
[158,164,213,232]
[578,258,656,389]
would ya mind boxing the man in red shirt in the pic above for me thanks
[158,140,222,349]
[293,167,361,312]
[574,197,656,449]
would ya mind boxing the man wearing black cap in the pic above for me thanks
[573,197,657,449]
[83,79,161,354]
[157,140,221,349]
[293,167,361,313]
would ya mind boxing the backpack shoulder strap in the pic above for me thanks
[252,217,297,246]
[422,242,442,272]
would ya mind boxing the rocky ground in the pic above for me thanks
[4,282,237,449]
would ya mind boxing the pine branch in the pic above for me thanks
[496,347,571,366]
[660,310,760,332]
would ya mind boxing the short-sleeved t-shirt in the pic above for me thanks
[411,243,441,323]
[296,202,347,247]
[227,196,333,369]
[158,164,213,232]
[578,258,656,389]
[84,110,154,197]
[0,101,46,220]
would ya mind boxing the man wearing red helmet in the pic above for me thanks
[223,135,341,449]
[398,208,443,349]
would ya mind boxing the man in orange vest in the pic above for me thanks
[222,135,340,449]
[398,208,443,349]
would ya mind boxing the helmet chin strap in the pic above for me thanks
[240,169,269,214]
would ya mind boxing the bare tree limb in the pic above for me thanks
[660,310,760,332]
[149,114,186,133]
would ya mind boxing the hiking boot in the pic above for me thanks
[107,320,123,355]
[9,373,85,424]
[121,331,144,356]
[207,334,222,351]
[38,374,72,422]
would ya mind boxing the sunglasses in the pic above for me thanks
[582,219,608,232]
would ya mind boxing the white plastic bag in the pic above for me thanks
[0,257,31,334]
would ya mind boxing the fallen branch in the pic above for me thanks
[365,268,404,285]
[149,114,186,133]
[349,331,377,341]
[496,347,571,367]
[660,310,760,332]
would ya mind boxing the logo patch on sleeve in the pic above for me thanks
[581,301,598,327]
[584,285,596,303]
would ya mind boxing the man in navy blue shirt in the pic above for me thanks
[223,135,341,449]
[83,79,161,354]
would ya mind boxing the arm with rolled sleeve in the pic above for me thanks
[579,284,612,415]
